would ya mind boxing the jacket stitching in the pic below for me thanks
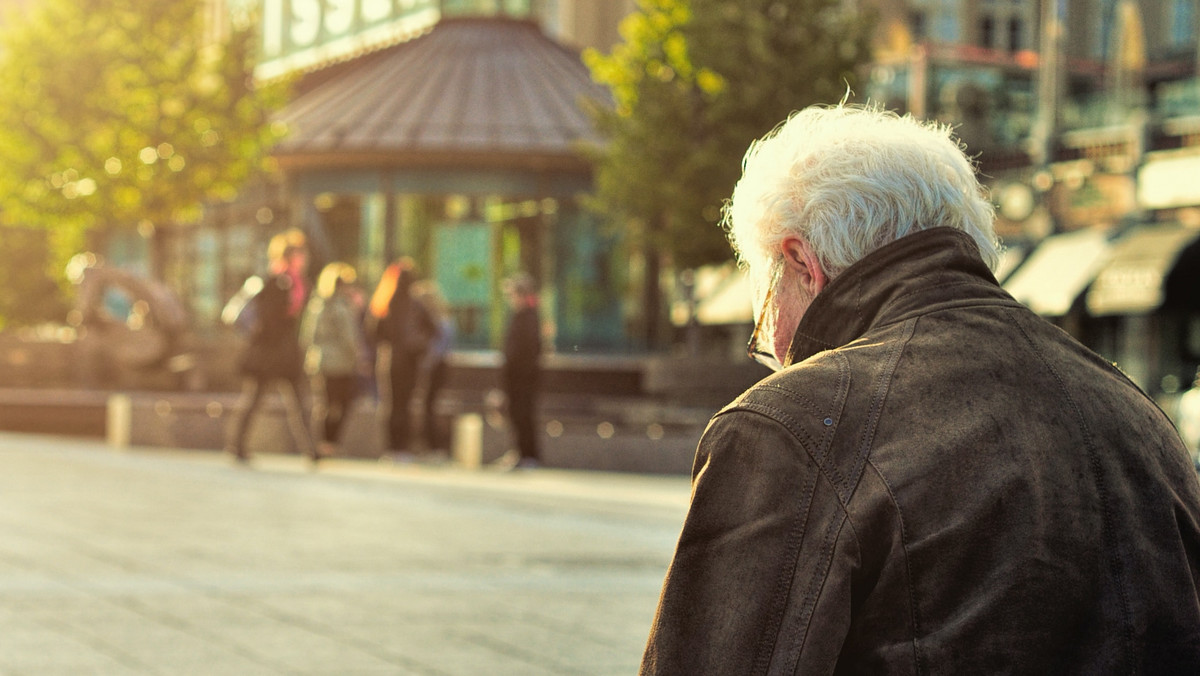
[749,443,824,675]
[848,318,916,499]
[888,280,985,305]
[865,457,925,674]
[790,329,836,353]
[724,401,849,501]
[733,354,853,501]
[868,297,1024,333]
[754,383,824,415]
[1014,320,1136,669]
[786,512,848,676]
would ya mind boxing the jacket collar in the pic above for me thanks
[784,227,1011,366]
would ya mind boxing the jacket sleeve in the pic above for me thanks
[641,409,858,676]
[298,301,318,350]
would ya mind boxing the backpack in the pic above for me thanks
[399,298,436,354]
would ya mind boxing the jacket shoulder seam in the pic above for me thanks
[713,404,851,509]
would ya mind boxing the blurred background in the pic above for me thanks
[0,0,1197,468]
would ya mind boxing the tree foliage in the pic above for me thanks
[0,0,287,276]
[584,0,873,269]
[0,226,70,329]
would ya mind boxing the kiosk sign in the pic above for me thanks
[258,0,439,79]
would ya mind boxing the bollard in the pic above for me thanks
[452,413,484,469]
[106,393,132,449]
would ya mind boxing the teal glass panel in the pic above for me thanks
[433,221,493,348]
[553,207,626,351]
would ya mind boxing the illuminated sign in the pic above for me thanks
[258,0,440,79]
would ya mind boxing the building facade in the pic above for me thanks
[864,0,1200,400]
[81,0,1200,400]
[156,0,642,369]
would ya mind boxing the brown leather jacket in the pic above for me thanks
[642,228,1200,675]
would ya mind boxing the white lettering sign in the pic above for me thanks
[257,0,440,79]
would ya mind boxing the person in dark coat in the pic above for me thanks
[369,258,437,459]
[413,281,453,455]
[640,104,1200,674]
[499,273,542,469]
[225,228,320,464]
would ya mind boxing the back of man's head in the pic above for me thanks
[724,104,1000,286]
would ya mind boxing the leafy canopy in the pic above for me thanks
[584,0,873,269]
[0,0,287,268]
[0,226,70,329]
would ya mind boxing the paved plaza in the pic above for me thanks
[0,433,692,675]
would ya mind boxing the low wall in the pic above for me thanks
[0,388,705,475]
[0,331,772,475]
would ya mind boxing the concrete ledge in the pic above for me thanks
[0,388,705,475]
[0,388,108,437]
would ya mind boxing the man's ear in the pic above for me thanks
[781,236,827,296]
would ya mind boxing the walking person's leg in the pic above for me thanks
[227,377,265,461]
[508,385,539,466]
[311,374,332,447]
[324,375,357,450]
[422,359,447,452]
[281,374,319,460]
[387,353,419,454]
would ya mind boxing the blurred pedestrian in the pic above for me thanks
[344,279,376,401]
[369,258,437,460]
[225,228,320,464]
[413,280,454,455]
[640,104,1200,673]
[300,262,368,459]
[496,273,542,470]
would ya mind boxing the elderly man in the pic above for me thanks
[641,105,1200,674]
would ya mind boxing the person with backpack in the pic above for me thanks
[369,258,438,460]
[224,228,320,464]
[412,280,454,456]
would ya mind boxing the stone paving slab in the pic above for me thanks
[0,433,693,675]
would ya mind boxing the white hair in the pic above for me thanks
[724,104,1000,285]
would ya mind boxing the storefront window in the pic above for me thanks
[552,205,625,351]
[225,223,260,300]
[433,215,494,348]
[189,230,221,328]
[261,180,627,355]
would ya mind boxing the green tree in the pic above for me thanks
[0,226,70,329]
[0,0,287,281]
[585,0,872,343]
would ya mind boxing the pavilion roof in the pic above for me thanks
[273,17,611,174]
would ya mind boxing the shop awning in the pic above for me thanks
[1003,228,1113,317]
[1085,223,1200,316]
